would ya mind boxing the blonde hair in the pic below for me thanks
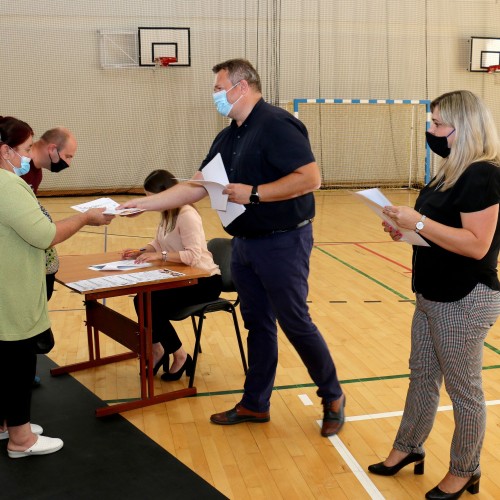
[430,90,500,190]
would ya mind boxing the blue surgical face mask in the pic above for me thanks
[212,81,242,117]
[8,147,31,176]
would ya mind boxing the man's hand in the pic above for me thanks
[117,199,141,210]
[223,183,253,204]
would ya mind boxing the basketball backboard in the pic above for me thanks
[469,36,500,72]
[138,27,190,67]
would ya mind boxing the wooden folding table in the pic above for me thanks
[52,252,209,417]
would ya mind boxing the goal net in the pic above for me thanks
[286,99,431,190]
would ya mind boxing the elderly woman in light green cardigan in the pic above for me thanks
[0,116,114,459]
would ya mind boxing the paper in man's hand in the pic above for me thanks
[71,198,144,216]
[175,153,246,227]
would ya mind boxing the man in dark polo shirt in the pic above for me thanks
[120,58,345,437]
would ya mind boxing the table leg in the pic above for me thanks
[51,292,198,416]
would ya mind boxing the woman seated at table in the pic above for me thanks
[122,169,222,380]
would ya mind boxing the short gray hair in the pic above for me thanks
[212,58,262,92]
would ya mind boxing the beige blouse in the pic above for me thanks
[149,205,220,276]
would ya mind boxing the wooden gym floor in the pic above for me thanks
[42,189,500,499]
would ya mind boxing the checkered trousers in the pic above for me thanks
[393,283,500,477]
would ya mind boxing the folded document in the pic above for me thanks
[88,260,152,271]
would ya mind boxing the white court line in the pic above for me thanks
[315,420,385,499]
[298,394,313,406]
[346,399,500,422]
[305,398,500,499]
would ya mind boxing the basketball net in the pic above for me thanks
[486,65,500,84]
[153,56,177,71]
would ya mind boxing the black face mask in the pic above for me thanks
[425,130,454,158]
[50,158,70,173]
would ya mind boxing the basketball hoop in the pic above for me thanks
[154,56,177,68]
[486,64,500,73]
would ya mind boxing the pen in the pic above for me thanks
[123,248,146,257]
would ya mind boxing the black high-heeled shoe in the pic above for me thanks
[368,452,425,476]
[425,472,480,499]
[161,354,193,381]
[153,353,169,376]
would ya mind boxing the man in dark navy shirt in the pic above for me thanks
[120,59,345,437]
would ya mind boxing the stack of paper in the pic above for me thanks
[67,269,186,292]
[176,153,246,227]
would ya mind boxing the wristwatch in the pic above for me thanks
[415,215,427,234]
[249,185,260,204]
[161,250,168,262]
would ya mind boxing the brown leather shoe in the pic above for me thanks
[321,394,346,437]
[210,403,270,425]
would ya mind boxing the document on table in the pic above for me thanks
[176,153,246,227]
[71,197,145,216]
[66,269,186,292]
[354,188,430,246]
[88,260,152,271]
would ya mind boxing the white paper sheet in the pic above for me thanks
[88,260,153,271]
[216,202,246,227]
[354,188,430,246]
[66,269,186,292]
[176,153,246,227]
[175,179,229,211]
[71,197,144,216]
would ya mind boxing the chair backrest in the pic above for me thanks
[207,238,235,293]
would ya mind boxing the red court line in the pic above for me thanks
[315,241,412,272]
[354,243,412,272]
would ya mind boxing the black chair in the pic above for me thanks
[168,238,248,388]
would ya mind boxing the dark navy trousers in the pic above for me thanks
[232,223,343,412]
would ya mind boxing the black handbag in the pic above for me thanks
[35,328,55,354]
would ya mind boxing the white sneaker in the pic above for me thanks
[8,435,63,458]
[0,423,43,440]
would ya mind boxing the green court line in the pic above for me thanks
[315,245,411,301]
[485,342,500,355]
[102,247,500,404]
[315,245,500,359]
[104,364,500,403]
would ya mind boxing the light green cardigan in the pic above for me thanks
[0,170,56,341]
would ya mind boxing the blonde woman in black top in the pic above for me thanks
[368,90,500,499]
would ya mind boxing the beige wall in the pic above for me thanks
[1,1,500,192]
